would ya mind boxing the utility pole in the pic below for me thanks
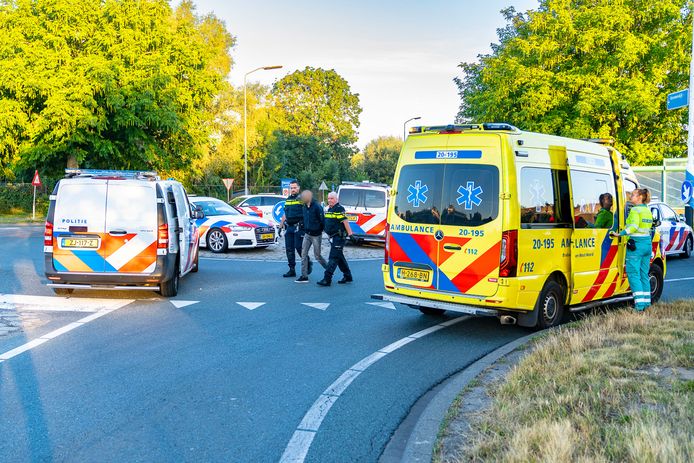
[686,17,694,226]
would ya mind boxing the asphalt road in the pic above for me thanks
[0,226,691,462]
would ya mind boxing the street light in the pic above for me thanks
[403,116,421,140]
[244,65,283,196]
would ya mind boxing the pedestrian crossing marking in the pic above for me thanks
[301,303,330,311]
[237,302,265,310]
[170,300,199,309]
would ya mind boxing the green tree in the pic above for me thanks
[268,67,361,187]
[456,0,692,165]
[0,0,234,178]
[352,136,402,184]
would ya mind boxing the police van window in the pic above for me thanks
[395,164,444,224]
[441,165,499,227]
[364,190,385,208]
[339,189,361,207]
[570,170,616,228]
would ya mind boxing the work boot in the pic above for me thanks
[338,275,353,284]
[317,279,331,287]
[295,276,309,283]
[283,269,296,278]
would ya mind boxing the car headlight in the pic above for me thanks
[231,225,253,232]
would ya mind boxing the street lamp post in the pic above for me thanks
[403,116,421,140]
[244,65,282,196]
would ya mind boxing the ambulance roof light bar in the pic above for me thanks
[64,169,160,180]
[409,123,520,134]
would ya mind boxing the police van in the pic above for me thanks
[337,181,390,242]
[44,170,202,297]
[372,124,665,329]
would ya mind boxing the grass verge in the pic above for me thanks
[449,301,693,462]
[0,213,44,224]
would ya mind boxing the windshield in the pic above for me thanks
[192,199,239,216]
[339,189,360,207]
[229,196,246,206]
[364,190,386,208]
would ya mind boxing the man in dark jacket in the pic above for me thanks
[296,190,327,283]
[280,180,311,278]
[317,191,353,286]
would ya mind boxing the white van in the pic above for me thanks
[337,181,390,242]
[44,170,201,297]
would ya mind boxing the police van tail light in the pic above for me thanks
[158,223,169,249]
[44,221,53,247]
[499,230,518,277]
[384,225,390,264]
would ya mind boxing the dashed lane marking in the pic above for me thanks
[664,276,694,282]
[279,315,470,463]
[0,298,133,363]
[0,294,133,313]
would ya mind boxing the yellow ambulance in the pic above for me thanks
[372,123,665,329]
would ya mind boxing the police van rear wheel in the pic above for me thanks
[159,269,179,297]
[207,229,228,253]
[535,281,566,330]
[649,264,664,304]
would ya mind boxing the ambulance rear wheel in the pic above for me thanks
[417,306,446,316]
[53,288,73,296]
[535,281,566,329]
[649,264,664,304]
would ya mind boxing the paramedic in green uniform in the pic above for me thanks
[610,188,653,311]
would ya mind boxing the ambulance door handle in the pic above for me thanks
[108,230,127,236]
[443,244,462,251]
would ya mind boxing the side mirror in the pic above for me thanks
[193,205,204,219]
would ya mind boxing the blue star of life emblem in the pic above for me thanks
[407,180,429,208]
[456,182,483,210]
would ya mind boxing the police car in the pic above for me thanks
[231,194,285,222]
[650,201,692,258]
[190,197,276,253]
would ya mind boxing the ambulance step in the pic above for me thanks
[371,294,498,317]
[568,295,633,313]
[48,283,159,291]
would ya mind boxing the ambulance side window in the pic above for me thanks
[520,168,555,226]
[395,165,444,224]
[570,170,616,228]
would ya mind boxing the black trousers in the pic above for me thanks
[284,224,305,269]
[324,236,351,281]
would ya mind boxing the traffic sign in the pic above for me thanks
[222,178,234,202]
[667,89,689,110]
[319,181,328,191]
[31,170,41,186]
[682,180,693,203]
[272,201,285,223]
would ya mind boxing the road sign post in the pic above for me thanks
[31,170,41,220]
[687,17,694,226]
[222,178,234,203]
[319,181,328,204]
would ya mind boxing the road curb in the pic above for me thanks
[380,330,543,463]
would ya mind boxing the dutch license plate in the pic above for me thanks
[397,268,430,282]
[347,214,358,222]
[61,237,98,249]
[260,233,274,240]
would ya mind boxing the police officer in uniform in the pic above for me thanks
[280,180,311,277]
[317,191,354,286]
[610,188,653,311]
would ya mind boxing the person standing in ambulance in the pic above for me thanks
[611,188,654,311]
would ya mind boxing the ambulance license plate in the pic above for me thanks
[61,237,98,249]
[260,233,274,240]
[397,268,430,282]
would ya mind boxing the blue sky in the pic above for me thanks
[192,0,539,147]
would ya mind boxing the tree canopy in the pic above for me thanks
[351,135,402,185]
[0,0,234,179]
[456,0,692,165]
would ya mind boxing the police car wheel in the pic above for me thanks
[417,306,446,316]
[649,264,664,303]
[207,229,228,253]
[682,236,692,258]
[535,281,565,329]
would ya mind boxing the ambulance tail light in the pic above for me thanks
[44,221,54,247]
[384,225,390,264]
[157,223,169,249]
[499,230,518,277]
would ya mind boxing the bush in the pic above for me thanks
[0,183,52,215]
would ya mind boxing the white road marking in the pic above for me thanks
[170,300,199,309]
[0,294,133,313]
[366,301,396,310]
[301,303,330,311]
[237,302,265,310]
[279,316,470,463]
[0,299,132,363]
[664,276,694,282]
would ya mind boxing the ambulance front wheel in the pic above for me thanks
[649,264,664,304]
[416,306,446,316]
[534,281,566,330]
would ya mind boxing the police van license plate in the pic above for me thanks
[260,233,274,240]
[347,214,358,222]
[397,268,430,282]
[61,237,99,249]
